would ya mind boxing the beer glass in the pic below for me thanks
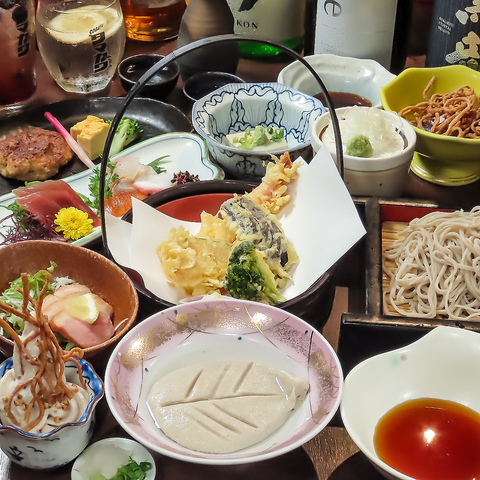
[120,0,185,41]
[36,0,126,93]
[0,0,37,112]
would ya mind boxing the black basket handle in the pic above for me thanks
[100,34,344,256]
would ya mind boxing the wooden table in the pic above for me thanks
[1,38,478,480]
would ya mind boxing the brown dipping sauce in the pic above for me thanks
[314,91,372,109]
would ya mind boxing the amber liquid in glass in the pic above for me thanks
[120,0,186,41]
[1,0,36,106]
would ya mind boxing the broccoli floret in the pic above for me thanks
[106,118,143,157]
[224,241,286,305]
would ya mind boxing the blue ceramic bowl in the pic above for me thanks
[192,83,325,179]
[0,357,104,469]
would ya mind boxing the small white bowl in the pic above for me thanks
[192,83,324,179]
[341,326,480,480]
[311,106,416,197]
[278,54,396,108]
[71,437,156,480]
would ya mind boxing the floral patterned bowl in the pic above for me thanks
[0,357,103,470]
[105,298,342,465]
[192,83,325,179]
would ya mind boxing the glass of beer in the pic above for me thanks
[0,0,37,113]
[120,0,186,41]
[36,0,126,93]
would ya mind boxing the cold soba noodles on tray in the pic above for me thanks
[383,207,480,320]
[36,0,126,93]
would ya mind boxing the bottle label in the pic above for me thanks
[227,0,305,43]
[314,0,398,69]
[426,0,480,70]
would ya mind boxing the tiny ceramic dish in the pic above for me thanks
[0,357,103,470]
[192,83,324,179]
[105,298,343,465]
[0,240,138,360]
[118,54,180,100]
[341,326,480,480]
[183,71,244,102]
[380,65,480,186]
[71,437,156,480]
[311,106,416,197]
[278,54,396,109]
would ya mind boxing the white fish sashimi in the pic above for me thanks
[112,155,156,182]
[147,360,309,454]
[132,174,172,194]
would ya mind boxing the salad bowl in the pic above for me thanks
[0,240,138,360]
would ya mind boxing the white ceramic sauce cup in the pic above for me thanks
[311,107,416,198]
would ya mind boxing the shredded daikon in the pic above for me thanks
[322,106,405,158]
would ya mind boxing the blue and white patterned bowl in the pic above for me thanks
[192,83,325,179]
[0,357,104,470]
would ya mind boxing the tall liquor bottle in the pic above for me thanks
[306,0,412,73]
[227,0,306,59]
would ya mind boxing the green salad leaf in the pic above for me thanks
[0,262,56,336]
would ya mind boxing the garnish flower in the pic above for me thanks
[54,207,93,240]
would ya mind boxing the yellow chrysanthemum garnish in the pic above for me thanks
[54,207,93,240]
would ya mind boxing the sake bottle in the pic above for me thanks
[226,0,306,59]
[176,0,239,80]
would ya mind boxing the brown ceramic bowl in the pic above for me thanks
[121,180,335,329]
[0,241,138,360]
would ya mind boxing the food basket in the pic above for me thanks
[98,35,346,328]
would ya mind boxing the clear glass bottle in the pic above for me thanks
[227,0,306,59]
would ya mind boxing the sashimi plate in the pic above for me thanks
[0,133,224,247]
[0,97,193,196]
[105,298,343,465]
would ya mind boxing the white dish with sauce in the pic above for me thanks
[311,106,416,197]
[104,298,343,465]
[278,54,396,109]
[341,326,480,480]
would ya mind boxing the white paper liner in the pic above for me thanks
[105,146,367,304]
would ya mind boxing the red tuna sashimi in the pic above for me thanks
[13,180,101,227]
[42,284,115,349]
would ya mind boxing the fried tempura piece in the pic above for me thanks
[246,152,302,214]
[156,226,233,296]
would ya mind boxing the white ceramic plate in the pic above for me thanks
[0,132,223,247]
[278,54,396,108]
[105,298,343,465]
[71,437,156,480]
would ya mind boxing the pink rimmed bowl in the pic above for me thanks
[105,298,343,465]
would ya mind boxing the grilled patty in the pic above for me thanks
[0,127,73,181]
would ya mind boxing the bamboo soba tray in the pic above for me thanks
[337,198,480,375]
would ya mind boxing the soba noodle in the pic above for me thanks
[383,207,480,320]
